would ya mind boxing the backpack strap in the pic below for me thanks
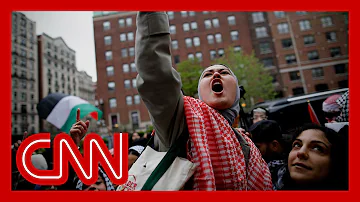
[232,127,250,168]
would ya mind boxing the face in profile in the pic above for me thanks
[288,129,331,184]
[198,65,237,110]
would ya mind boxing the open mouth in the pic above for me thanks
[293,163,312,170]
[211,80,223,93]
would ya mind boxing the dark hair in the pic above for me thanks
[128,149,141,157]
[249,120,282,143]
[283,123,348,190]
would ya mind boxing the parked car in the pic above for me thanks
[248,88,348,133]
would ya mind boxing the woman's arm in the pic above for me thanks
[135,12,186,150]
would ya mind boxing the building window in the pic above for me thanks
[104,36,112,45]
[255,27,268,38]
[106,66,114,76]
[215,33,222,43]
[299,20,311,31]
[193,37,200,47]
[218,49,224,57]
[315,84,329,92]
[334,64,347,74]
[126,96,133,105]
[285,54,297,64]
[126,17,132,27]
[120,33,126,42]
[134,95,141,104]
[234,46,242,52]
[195,52,203,61]
[259,42,272,54]
[293,87,304,95]
[252,12,265,23]
[108,82,115,91]
[109,98,117,108]
[210,50,216,60]
[105,51,112,60]
[312,67,324,78]
[321,16,333,27]
[212,18,220,28]
[181,11,187,17]
[326,32,337,42]
[167,11,174,20]
[207,35,214,44]
[131,111,140,129]
[121,48,128,58]
[174,55,180,64]
[169,25,176,34]
[330,47,341,57]
[228,16,236,25]
[204,20,212,29]
[127,32,134,41]
[189,11,195,16]
[118,19,125,27]
[123,64,130,73]
[289,71,301,81]
[277,23,289,34]
[171,40,178,49]
[183,23,190,32]
[304,35,315,45]
[274,11,285,18]
[281,38,293,49]
[308,50,319,60]
[262,58,274,67]
[296,11,307,15]
[188,53,194,60]
[230,31,239,41]
[103,21,110,31]
[124,80,131,89]
[129,47,135,57]
[132,79,137,88]
[131,63,136,72]
[185,38,192,47]
[191,22,198,30]
[110,114,118,128]
[21,92,26,101]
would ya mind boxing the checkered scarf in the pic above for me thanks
[336,91,349,122]
[183,96,273,190]
[75,166,115,191]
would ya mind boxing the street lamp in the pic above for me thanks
[286,13,308,94]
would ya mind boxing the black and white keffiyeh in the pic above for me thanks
[336,91,349,122]
[75,166,115,191]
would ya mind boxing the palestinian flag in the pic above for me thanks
[37,93,102,134]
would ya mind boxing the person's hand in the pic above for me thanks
[70,108,89,146]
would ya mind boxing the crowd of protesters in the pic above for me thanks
[11,11,349,191]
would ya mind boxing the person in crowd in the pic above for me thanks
[280,123,348,190]
[251,107,269,125]
[127,11,272,190]
[128,145,145,170]
[249,120,290,190]
[131,132,141,142]
[322,94,342,123]
[75,166,115,191]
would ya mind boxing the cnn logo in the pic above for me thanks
[15,133,128,186]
